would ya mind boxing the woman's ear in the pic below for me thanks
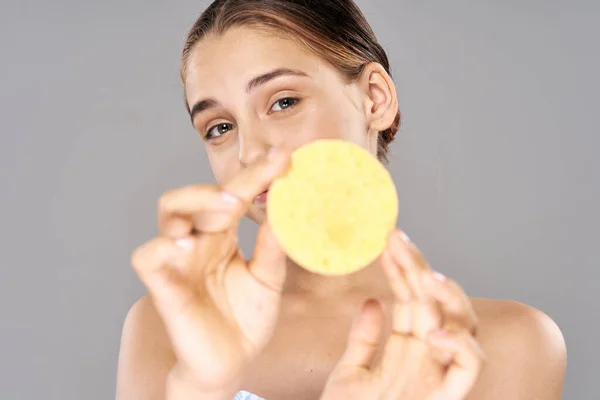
[358,62,399,132]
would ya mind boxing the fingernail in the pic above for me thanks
[267,146,280,160]
[399,231,411,244]
[430,329,448,339]
[432,271,447,282]
[221,191,240,205]
[175,237,195,252]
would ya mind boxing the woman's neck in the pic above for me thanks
[279,259,392,320]
[282,258,391,299]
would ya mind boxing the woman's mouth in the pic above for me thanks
[254,190,269,205]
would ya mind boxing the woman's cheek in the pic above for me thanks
[207,150,241,186]
[276,110,346,150]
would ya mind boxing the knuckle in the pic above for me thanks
[130,237,172,271]
[158,189,178,212]
[130,243,147,271]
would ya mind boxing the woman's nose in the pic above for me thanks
[237,128,271,167]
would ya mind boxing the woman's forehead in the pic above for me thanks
[184,27,331,101]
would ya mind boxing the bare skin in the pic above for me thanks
[116,26,566,399]
[118,281,565,399]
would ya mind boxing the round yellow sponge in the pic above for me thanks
[267,139,399,275]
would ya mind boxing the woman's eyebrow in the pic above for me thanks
[188,98,220,123]
[245,68,310,93]
[188,68,310,122]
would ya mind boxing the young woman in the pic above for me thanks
[116,1,567,399]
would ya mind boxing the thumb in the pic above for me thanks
[247,222,287,292]
[334,299,385,371]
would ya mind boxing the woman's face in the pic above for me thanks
[184,26,397,224]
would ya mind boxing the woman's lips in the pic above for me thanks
[254,190,269,205]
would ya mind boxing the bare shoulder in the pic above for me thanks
[116,295,176,400]
[467,298,567,400]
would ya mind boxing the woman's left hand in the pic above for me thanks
[319,230,485,400]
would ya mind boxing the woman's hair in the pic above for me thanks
[181,0,401,163]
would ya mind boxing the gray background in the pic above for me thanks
[1,0,597,398]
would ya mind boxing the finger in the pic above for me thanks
[384,242,442,339]
[425,273,478,335]
[428,330,486,400]
[412,301,443,340]
[426,330,456,368]
[247,222,288,293]
[193,230,239,287]
[222,148,290,205]
[131,237,192,280]
[132,237,243,372]
[335,299,385,371]
[159,150,289,236]
[131,237,198,318]
[159,214,193,238]
[379,327,411,375]
[390,301,411,335]
[388,230,431,299]
[379,300,413,374]
[162,212,243,238]
[380,249,412,302]
[158,185,242,236]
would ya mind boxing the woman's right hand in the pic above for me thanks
[130,149,290,398]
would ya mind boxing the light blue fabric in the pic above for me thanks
[234,391,264,400]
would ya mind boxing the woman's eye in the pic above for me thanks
[270,97,299,112]
[205,123,235,140]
